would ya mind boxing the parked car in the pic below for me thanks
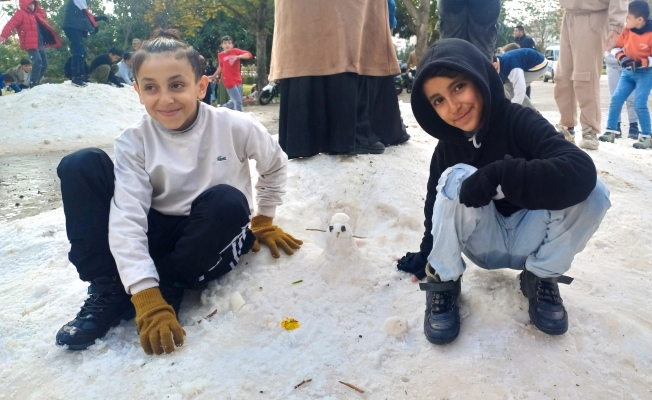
[544,45,559,82]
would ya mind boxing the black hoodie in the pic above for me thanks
[411,39,597,257]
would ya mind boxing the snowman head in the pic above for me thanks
[329,213,351,239]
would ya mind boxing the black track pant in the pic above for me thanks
[437,0,501,60]
[57,148,255,289]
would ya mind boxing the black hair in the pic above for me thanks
[502,43,520,52]
[123,52,132,61]
[108,47,123,57]
[423,66,468,81]
[515,25,525,32]
[20,58,31,65]
[3,73,15,83]
[629,1,650,20]
[492,55,498,63]
[131,29,203,83]
[221,35,233,43]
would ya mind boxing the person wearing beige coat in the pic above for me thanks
[269,0,409,158]
[553,0,628,150]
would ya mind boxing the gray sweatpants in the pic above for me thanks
[427,164,611,281]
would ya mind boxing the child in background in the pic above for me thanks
[115,51,135,85]
[0,73,22,95]
[602,51,640,140]
[602,1,652,149]
[0,0,62,87]
[6,58,33,89]
[88,47,124,86]
[55,29,301,355]
[210,35,252,111]
[398,39,610,344]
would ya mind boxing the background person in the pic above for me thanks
[269,0,408,158]
[209,36,252,112]
[513,25,536,50]
[61,0,108,87]
[553,0,628,150]
[0,0,62,87]
[88,47,123,86]
[115,51,134,85]
[5,58,33,89]
[602,51,639,140]
[493,47,548,109]
[436,0,501,60]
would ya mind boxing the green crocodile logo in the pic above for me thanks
[217,156,227,161]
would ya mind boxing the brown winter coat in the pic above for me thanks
[559,0,627,33]
[269,0,400,80]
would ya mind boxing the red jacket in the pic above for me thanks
[1,0,62,50]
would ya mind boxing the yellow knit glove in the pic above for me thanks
[250,215,303,258]
[131,287,185,355]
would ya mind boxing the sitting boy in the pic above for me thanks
[88,47,124,86]
[115,51,135,85]
[601,1,652,149]
[6,58,33,89]
[493,47,548,110]
[0,73,22,95]
[398,39,610,344]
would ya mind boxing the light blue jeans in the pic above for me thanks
[427,164,611,281]
[223,84,243,111]
[606,68,652,134]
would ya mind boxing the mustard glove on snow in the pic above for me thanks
[250,215,303,258]
[131,287,185,355]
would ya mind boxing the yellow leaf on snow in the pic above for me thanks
[281,317,300,330]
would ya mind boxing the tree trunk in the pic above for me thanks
[255,0,269,91]
[400,0,432,65]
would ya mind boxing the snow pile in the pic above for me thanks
[0,91,651,398]
[0,82,145,155]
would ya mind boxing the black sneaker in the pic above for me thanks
[159,284,184,319]
[56,276,134,350]
[419,269,461,345]
[71,77,87,87]
[519,269,573,335]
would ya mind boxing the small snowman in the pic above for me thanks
[323,213,358,261]
[319,213,369,285]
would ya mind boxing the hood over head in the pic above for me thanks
[19,0,39,12]
[410,39,507,147]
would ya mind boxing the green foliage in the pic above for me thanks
[185,12,256,62]
[0,38,25,73]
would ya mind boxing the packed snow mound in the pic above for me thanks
[1,100,652,398]
[0,82,145,155]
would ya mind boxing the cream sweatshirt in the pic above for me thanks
[108,102,288,294]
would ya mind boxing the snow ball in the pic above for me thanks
[230,291,246,314]
[43,140,50,144]
[181,378,210,396]
[384,316,408,337]
[32,283,49,298]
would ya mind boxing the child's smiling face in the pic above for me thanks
[423,75,484,132]
[134,53,208,131]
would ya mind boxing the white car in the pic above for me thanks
[544,45,559,82]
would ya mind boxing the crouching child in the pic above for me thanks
[397,39,611,344]
[55,30,302,355]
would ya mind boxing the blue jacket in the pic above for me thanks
[0,73,23,93]
[496,48,546,83]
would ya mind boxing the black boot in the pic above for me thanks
[616,122,623,139]
[629,122,640,140]
[519,269,573,335]
[56,276,134,350]
[419,266,461,344]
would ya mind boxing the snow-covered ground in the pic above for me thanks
[0,83,651,399]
